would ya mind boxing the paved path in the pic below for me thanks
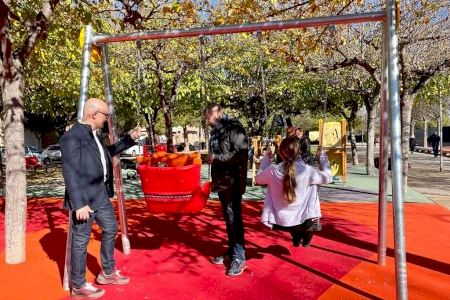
[407,151,450,209]
[355,146,450,208]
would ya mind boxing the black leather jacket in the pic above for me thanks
[209,116,248,195]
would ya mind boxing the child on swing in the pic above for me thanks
[255,136,332,247]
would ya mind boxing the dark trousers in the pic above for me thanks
[218,186,245,261]
[71,194,118,288]
[272,219,316,245]
[432,144,439,157]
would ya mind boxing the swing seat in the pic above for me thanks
[137,152,210,214]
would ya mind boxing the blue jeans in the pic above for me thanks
[71,194,118,288]
[218,186,245,261]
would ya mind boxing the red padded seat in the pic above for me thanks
[137,162,210,214]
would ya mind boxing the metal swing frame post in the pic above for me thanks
[198,35,211,179]
[385,1,408,298]
[377,21,389,266]
[63,24,94,291]
[100,44,131,255]
[67,4,407,297]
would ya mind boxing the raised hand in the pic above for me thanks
[130,126,142,140]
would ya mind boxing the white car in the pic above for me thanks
[122,139,145,156]
[41,144,62,165]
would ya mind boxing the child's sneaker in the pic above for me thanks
[227,259,246,276]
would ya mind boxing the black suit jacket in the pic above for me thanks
[60,122,136,211]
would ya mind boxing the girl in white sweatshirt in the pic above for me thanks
[255,136,332,247]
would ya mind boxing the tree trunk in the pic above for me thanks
[348,119,359,165]
[401,94,414,195]
[2,61,27,264]
[410,119,416,138]
[1,0,60,264]
[423,119,428,147]
[164,110,173,152]
[153,58,174,153]
[144,111,156,148]
[366,102,378,175]
[183,125,188,144]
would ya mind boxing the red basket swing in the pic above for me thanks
[137,149,210,214]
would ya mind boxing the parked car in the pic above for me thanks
[41,144,62,165]
[158,143,177,152]
[175,143,197,152]
[26,146,43,158]
[25,146,44,168]
[0,146,44,169]
[122,138,145,156]
[25,155,44,169]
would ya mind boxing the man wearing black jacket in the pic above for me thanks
[428,131,440,157]
[60,98,140,298]
[204,103,249,276]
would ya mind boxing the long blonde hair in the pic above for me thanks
[279,136,301,204]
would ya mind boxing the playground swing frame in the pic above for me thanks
[65,2,407,299]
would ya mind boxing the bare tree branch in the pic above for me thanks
[305,56,380,86]
[266,1,309,18]
[410,59,450,94]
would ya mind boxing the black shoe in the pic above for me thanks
[212,253,231,265]
[292,231,301,247]
[302,231,314,247]
[227,259,246,276]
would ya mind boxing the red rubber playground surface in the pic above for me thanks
[0,198,449,299]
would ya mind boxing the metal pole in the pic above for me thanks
[77,25,94,121]
[199,36,209,103]
[64,24,94,290]
[377,22,389,266]
[199,36,211,178]
[387,1,408,299]
[439,86,443,172]
[101,44,131,255]
[135,40,144,153]
[93,12,386,44]
[62,214,72,291]
[257,31,268,123]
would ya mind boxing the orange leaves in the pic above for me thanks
[161,6,172,14]
[161,0,196,19]
[138,152,202,167]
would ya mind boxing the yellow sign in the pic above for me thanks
[319,119,347,182]
[326,150,347,178]
[250,136,262,186]
[321,121,343,148]
[308,131,319,142]
[79,28,101,62]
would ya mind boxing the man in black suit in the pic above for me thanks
[60,98,140,299]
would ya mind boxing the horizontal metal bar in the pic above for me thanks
[93,11,386,44]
